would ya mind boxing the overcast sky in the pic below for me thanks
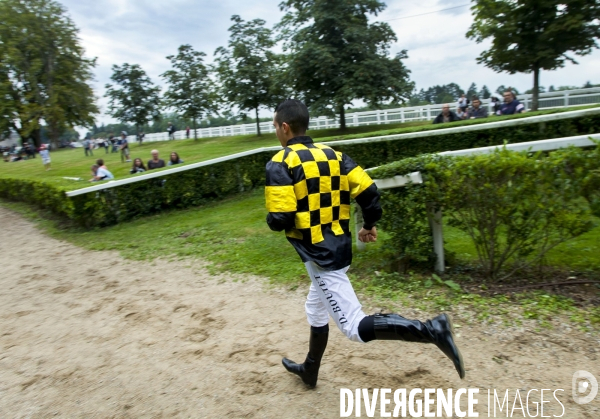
[59,0,600,127]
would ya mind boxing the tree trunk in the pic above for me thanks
[30,128,41,148]
[532,66,540,111]
[49,124,61,149]
[255,107,261,136]
[193,117,197,141]
[339,105,346,130]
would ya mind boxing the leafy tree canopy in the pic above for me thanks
[105,63,161,133]
[215,15,285,135]
[0,0,98,147]
[161,44,218,139]
[277,0,414,129]
[467,0,600,110]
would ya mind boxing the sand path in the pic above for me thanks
[0,206,598,418]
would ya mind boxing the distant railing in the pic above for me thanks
[126,87,600,143]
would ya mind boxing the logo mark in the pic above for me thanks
[572,370,598,404]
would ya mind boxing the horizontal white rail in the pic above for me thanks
[117,88,600,143]
[66,106,600,196]
[65,146,279,197]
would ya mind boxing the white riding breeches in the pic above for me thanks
[304,261,367,342]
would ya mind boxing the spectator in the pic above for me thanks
[432,104,461,124]
[467,97,489,119]
[138,131,145,145]
[457,94,469,112]
[147,149,165,170]
[167,122,176,140]
[89,162,114,182]
[130,157,147,174]
[497,91,525,115]
[39,144,51,170]
[110,134,118,153]
[490,96,501,114]
[186,126,190,139]
[83,138,93,156]
[118,131,131,163]
[102,138,109,154]
[456,107,466,119]
[167,152,184,166]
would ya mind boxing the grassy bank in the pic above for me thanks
[0,120,429,190]
[2,188,598,330]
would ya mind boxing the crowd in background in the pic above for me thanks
[85,150,184,182]
[433,90,524,124]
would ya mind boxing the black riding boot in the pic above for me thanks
[358,313,465,379]
[282,324,329,387]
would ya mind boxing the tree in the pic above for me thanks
[278,0,414,130]
[478,85,492,99]
[105,64,161,138]
[0,0,98,147]
[466,83,478,99]
[468,0,600,111]
[161,45,218,140]
[214,15,284,136]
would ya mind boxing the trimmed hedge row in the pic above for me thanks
[1,109,600,227]
[368,144,600,277]
[0,152,272,227]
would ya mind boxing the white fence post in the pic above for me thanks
[564,93,569,107]
[354,205,366,251]
[400,109,405,123]
[426,203,444,273]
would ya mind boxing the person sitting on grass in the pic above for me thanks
[89,162,114,182]
[167,152,184,166]
[147,149,165,170]
[39,144,51,171]
[130,158,147,174]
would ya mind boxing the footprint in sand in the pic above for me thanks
[52,285,72,294]
[184,328,208,343]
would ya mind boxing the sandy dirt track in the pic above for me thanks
[0,206,599,418]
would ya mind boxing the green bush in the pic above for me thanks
[0,152,272,227]
[369,144,600,280]
[0,178,74,219]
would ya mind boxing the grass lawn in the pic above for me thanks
[444,222,600,272]
[0,120,430,190]
[3,188,599,329]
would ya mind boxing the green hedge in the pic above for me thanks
[0,152,272,227]
[335,111,600,169]
[1,109,600,227]
[368,144,600,279]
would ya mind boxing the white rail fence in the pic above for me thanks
[66,106,600,197]
[125,88,600,143]
[364,133,600,272]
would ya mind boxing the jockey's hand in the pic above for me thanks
[358,227,377,243]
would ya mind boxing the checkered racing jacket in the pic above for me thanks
[265,136,382,270]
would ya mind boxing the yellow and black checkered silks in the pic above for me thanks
[265,136,382,270]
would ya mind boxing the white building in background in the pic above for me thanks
[0,130,20,148]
